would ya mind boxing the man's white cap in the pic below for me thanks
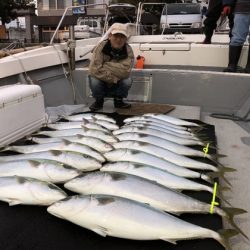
[110,23,129,38]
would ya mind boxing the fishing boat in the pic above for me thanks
[0,2,249,250]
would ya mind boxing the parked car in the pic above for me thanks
[63,17,102,40]
[160,3,203,34]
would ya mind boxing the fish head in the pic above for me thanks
[103,142,114,151]
[47,195,91,219]
[41,160,80,180]
[104,149,127,161]
[101,162,131,172]
[60,164,82,178]
[29,179,67,205]
[71,152,101,167]
[64,172,106,193]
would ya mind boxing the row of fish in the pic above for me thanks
[0,112,246,249]
[0,113,118,206]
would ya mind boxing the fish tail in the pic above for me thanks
[217,166,236,187]
[207,153,227,160]
[220,207,249,239]
[208,156,237,170]
[0,146,9,152]
[188,127,204,133]
[207,171,232,187]
[216,188,232,207]
[214,229,238,250]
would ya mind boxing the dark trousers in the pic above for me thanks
[89,76,132,99]
[203,0,234,39]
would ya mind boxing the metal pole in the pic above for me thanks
[68,25,75,70]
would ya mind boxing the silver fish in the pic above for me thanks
[116,132,211,158]
[35,128,118,143]
[1,140,105,162]
[83,118,119,130]
[123,123,196,136]
[46,121,109,132]
[124,117,189,130]
[113,127,204,146]
[100,161,214,193]
[64,171,247,237]
[62,113,116,123]
[0,150,102,171]
[113,141,218,171]
[30,135,114,153]
[47,194,237,249]
[0,176,67,206]
[104,149,212,183]
[124,119,188,131]
[121,124,200,140]
[0,159,81,183]
[142,113,200,127]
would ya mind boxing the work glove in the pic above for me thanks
[221,6,231,17]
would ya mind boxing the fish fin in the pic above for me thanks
[216,229,238,250]
[28,160,41,168]
[82,118,90,124]
[8,199,22,206]
[90,116,97,122]
[160,237,177,244]
[49,150,63,156]
[91,225,108,237]
[81,126,88,132]
[76,134,84,139]
[216,154,227,158]
[61,139,72,145]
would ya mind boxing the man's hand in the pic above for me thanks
[221,6,231,17]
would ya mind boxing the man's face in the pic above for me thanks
[109,33,127,49]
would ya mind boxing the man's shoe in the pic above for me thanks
[202,38,211,44]
[223,46,243,73]
[89,98,104,111]
[244,67,250,73]
[114,98,131,109]
[244,45,250,73]
[223,65,237,72]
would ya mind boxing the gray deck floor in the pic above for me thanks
[202,115,250,250]
[170,105,250,250]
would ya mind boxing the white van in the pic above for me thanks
[160,3,203,34]
[63,17,102,40]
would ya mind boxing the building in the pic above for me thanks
[34,0,108,42]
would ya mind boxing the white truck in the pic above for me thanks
[160,3,203,34]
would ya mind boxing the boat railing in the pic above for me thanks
[136,2,167,35]
[50,3,108,45]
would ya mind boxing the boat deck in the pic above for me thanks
[203,114,250,250]
[98,101,250,250]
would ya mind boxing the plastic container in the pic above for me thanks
[0,84,46,147]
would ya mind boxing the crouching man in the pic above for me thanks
[88,23,135,111]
